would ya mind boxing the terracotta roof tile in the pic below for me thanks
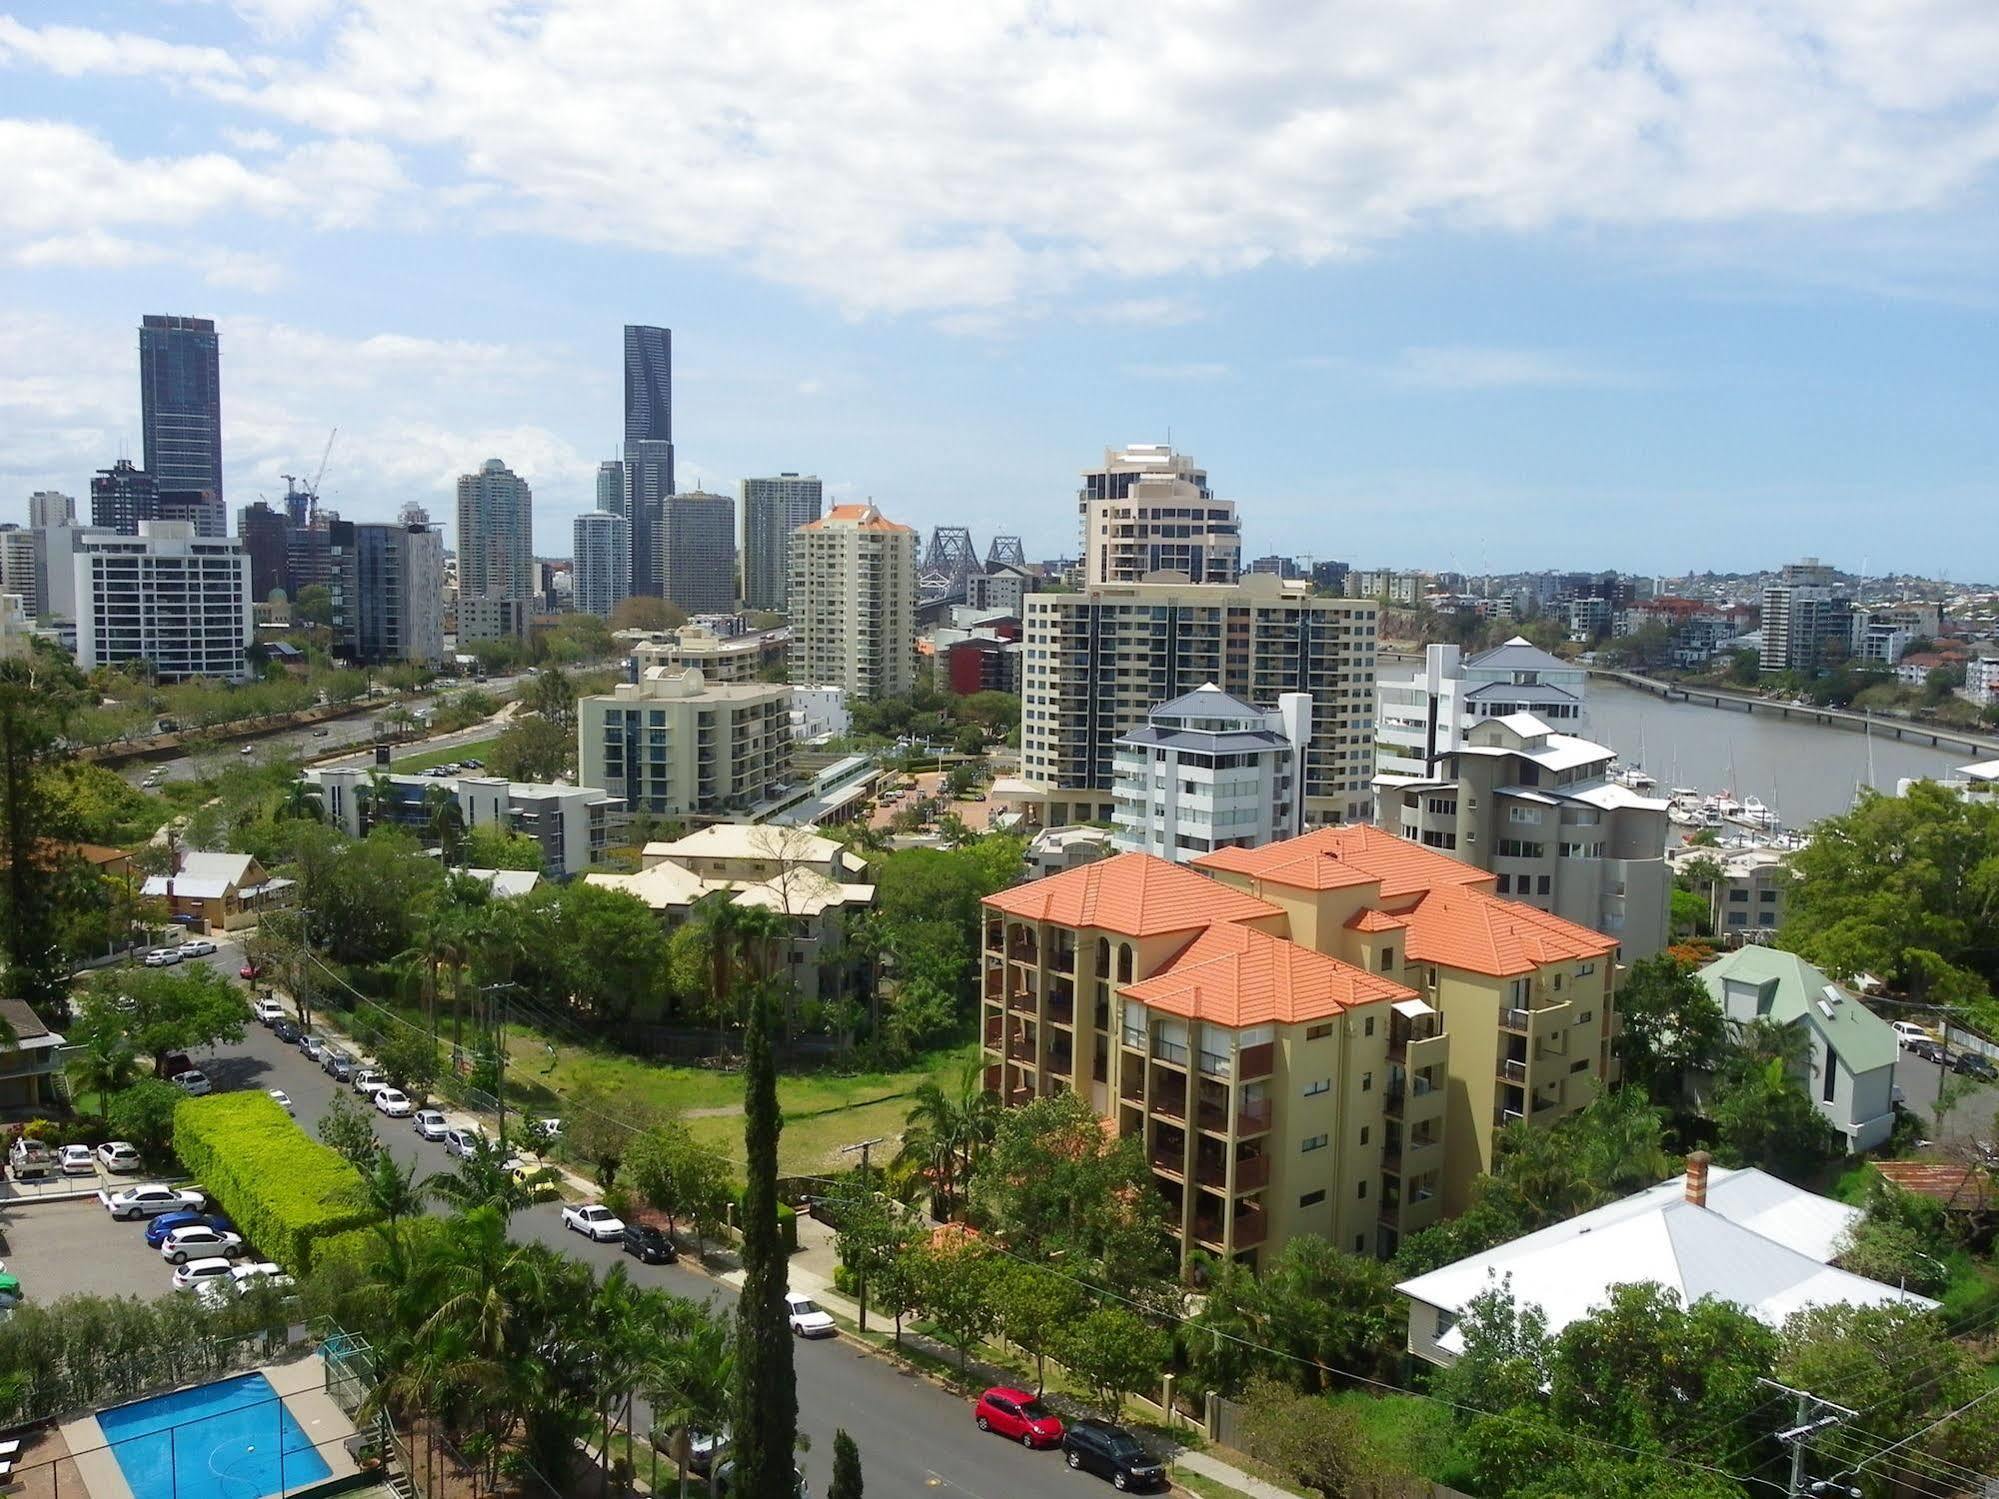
[800,503,915,534]
[1195,824,1495,899]
[983,851,1280,937]
[1398,883,1617,977]
[1123,921,1413,1027]
[1345,907,1408,932]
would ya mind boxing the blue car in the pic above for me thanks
[145,1211,235,1249]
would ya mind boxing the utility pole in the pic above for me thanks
[1759,1378,1857,1499]
[839,1137,886,1333]
[481,980,519,1151]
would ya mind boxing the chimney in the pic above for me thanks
[1685,1150,1711,1208]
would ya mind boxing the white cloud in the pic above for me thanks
[222,126,286,153]
[1390,346,1626,391]
[11,229,166,270]
[0,16,245,79]
[1082,298,1206,327]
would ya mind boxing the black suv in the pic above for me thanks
[621,1224,677,1264]
[1061,1418,1166,1491]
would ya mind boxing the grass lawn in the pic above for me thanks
[388,736,501,774]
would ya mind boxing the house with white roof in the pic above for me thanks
[1397,1154,1932,1367]
[1698,946,1900,1151]
[140,850,294,932]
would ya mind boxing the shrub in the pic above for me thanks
[733,1188,799,1254]
[173,1092,381,1273]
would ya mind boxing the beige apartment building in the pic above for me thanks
[1007,573,1378,829]
[786,503,917,701]
[1078,444,1240,587]
[632,623,784,684]
[981,825,1621,1267]
[576,666,791,820]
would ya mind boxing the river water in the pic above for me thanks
[1583,679,1970,829]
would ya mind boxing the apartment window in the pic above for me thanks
[1359,1125,1370,1146]
[1361,1071,1373,1093]
[1298,1189,1326,1208]
[1434,1309,1458,1340]
[1823,1043,1839,1103]
[1728,889,1749,903]
[1508,806,1543,824]
[1579,1011,1593,1025]
[1552,973,1563,992]
[1497,874,1510,894]
[1537,875,1551,896]
[1357,1180,1369,1200]
[1378,946,1395,972]
[1303,1079,1330,1097]
[1364,1016,1375,1037]
[1301,1134,1328,1153]
[1577,962,1596,977]
[1306,1023,1333,1040]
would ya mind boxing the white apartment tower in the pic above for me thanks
[572,510,631,619]
[455,457,534,641]
[1374,638,1588,785]
[1079,444,1240,587]
[1111,686,1310,861]
[75,520,252,680]
[787,503,917,701]
[28,491,74,530]
[741,473,824,612]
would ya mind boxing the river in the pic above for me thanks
[1584,679,1969,828]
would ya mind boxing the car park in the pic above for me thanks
[252,998,286,1024]
[58,1146,95,1177]
[271,1018,302,1044]
[8,1138,53,1180]
[352,1069,390,1097]
[146,1210,232,1248]
[973,1387,1064,1447]
[562,1204,625,1241]
[142,948,183,967]
[620,1224,676,1264]
[413,1109,449,1140]
[96,1141,142,1174]
[373,1088,413,1118]
[172,1257,237,1292]
[269,1090,294,1115]
[159,1225,244,1263]
[784,1292,836,1338]
[444,1127,484,1159]
[181,939,217,958]
[1061,1419,1167,1490]
[173,1070,213,1097]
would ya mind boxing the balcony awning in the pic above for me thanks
[1392,997,1438,1020]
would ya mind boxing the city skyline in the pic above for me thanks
[4,6,1999,575]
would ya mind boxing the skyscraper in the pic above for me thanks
[596,460,626,517]
[1078,444,1239,586]
[331,519,445,664]
[157,492,226,538]
[138,315,223,505]
[455,457,534,641]
[787,503,917,700]
[572,510,631,618]
[90,459,159,535]
[741,473,824,612]
[27,491,74,530]
[236,501,291,601]
[623,325,673,596]
[659,491,736,615]
[75,522,252,681]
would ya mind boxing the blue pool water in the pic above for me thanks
[97,1373,333,1499]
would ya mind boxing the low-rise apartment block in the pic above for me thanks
[308,767,618,878]
[576,666,791,819]
[631,624,786,683]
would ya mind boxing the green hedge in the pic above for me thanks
[173,1092,382,1274]
[733,1190,798,1254]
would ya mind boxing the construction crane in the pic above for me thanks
[308,428,337,518]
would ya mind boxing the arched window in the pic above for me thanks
[1095,936,1111,974]
[1117,944,1134,983]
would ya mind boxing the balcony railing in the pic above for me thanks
[1499,1058,1527,1084]
[1237,1042,1274,1080]
[1154,1039,1190,1067]
[1152,1090,1188,1122]
[1150,1146,1186,1178]
[1046,997,1075,1027]
[1202,1101,1273,1136]
[982,1017,1002,1048]
[1049,946,1077,975]
[1501,1007,1532,1032]
[1232,1209,1268,1249]
[1006,1038,1037,1063]
[1199,1153,1270,1192]
[1494,1106,1524,1127]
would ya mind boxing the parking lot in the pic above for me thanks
[0,1196,193,1304]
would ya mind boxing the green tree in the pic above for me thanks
[0,642,93,1009]
[609,597,687,633]
[624,1115,732,1254]
[1428,1280,1554,1419]
[1236,1376,1382,1499]
[107,1076,184,1155]
[828,1429,862,1499]
[731,982,797,1494]
[831,1190,925,1336]
[463,825,544,872]
[294,583,335,632]
[896,1060,997,1220]
[489,714,572,783]
[989,1262,1084,1392]
[1254,1236,1404,1389]
[78,964,249,1074]
[318,1090,383,1172]
[915,1240,998,1372]
[554,882,667,1024]
[374,1025,440,1099]
[1709,1056,1843,1180]
[649,1314,733,1499]
[71,1027,137,1115]
[1055,1305,1168,1416]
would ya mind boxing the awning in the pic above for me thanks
[1392,998,1438,1019]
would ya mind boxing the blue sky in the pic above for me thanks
[4,2,1998,577]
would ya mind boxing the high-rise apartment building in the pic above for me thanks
[577,666,792,818]
[330,519,444,664]
[741,473,824,612]
[75,521,251,681]
[596,460,626,517]
[90,459,159,535]
[1111,687,1309,861]
[572,510,631,618]
[0,528,40,617]
[787,504,917,701]
[138,315,223,505]
[623,325,674,597]
[1375,638,1588,785]
[236,501,291,601]
[1012,573,1378,829]
[660,490,736,615]
[455,458,533,641]
[156,491,226,539]
[28,491,74,530]
[1079,444,1239,586]
[1760,558,1851,674]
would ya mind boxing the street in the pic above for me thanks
[185,939,1088,1499]
[1895,1045,1999,1146]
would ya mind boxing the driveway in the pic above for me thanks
[0,1196,193,1304]
[186,937,1092,1499]
[1895,1047,1999,1144]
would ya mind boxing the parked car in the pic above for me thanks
[159,1225,244,1263]
[172,1257,237,1292]
[142,947,183,968]
[352,1069,390,1097]
[678,1428,727,1475]
[413,1109,450,1141]
[271,1018,302,1044]
[973,1387,1064,1448]
[159,1051,195,1079]
[620,1224,676,1264]
[561,1204,626,1241]
[710,1460,807,1498]
[373,1088,414,1118]
[181,939,217,958]
[311,728,330,737]
[1891,1020,1933,1049]
[1954,1052,1999,1083]
[1061,1419,1167,1490]
[240,962,263,980]
[231,1261,296,1296]
[96,1141,142,1174]
[784,1292,836,1339]
[323,1053,356,1083]
[8,1138,53,1181]
[268,1089,294,1115]
[299,1032,327,1061]
[444,1127,485,1159]
[58,1145,96,1176]
[460,758,484,770]
[146,1210,234,1248]
[252,998,286,1024]
[173,1070,213,1097]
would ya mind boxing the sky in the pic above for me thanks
[4,1,1999,579]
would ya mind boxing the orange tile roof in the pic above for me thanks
[1397,882,1616,977]
[1123,920,1413,1027]
[983,851,1280,937]
[1345,907,1408,933]
[1195,824,1495,899]
[800,503,914,534]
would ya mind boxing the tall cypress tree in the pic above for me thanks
[829,1429,863,1499]
[0,645,89,1017]
[731,979,797,1493]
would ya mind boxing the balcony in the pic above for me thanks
[1049,943,1077,975]
[1498,1057,1527,1085]
[1150,1144,1187,1179]
[1493,1106,1524,1128]
[1006,1034,1037,1064]
[1200,1099,1273,1136]
[1007,934,1039,965]
[1046,995,1075,1027]
[1153,1039,1190,1069]
[1194,1152,1270,1192]
[1232,1208,1269,1249]
[1237,1042,1274,1080]
[982,1016,1003,1048]
[1152,1087,1188,1122]
[1501,1007,1532,1033]
[1119,1070,1145,1105]
[983,1064,1001,1094]
[1046,1046,1074,1079]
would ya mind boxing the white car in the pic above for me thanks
[373,1088,413,1118]
[231,1261,296,1296]
[268,1089,294,1115]
[142,948,183,967]
[58,1145,95,1176]
[252,999,287,1025]
[173,1257,237,1292]
[413,1109,449,1140]
[300,1034,328,1062]
[784,1292,836,1339]
[352,1069,389,1097]
[103,1183,206,1219]
[174,1071,213,1097]
[159,1224,244,1263]
[562,1204,626,1242]
[181,939,217,958]
[444,1127,485,1159]
[96,1141,142,1174]
[1891,1020,1933,1049]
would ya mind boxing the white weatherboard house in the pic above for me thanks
[1698,946,1900,1152]
[1396,1158,1931,1367]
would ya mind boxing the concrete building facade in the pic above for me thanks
[455,457,534,641]
[787,503,918,701]
[572,510,631,619]
[1375,638,1588,785]
[28,491,74,531]
[741,473,824,612]
[659,490,736,615]
[1078,444,1239,587]
[75,521,252,680]
[308,766,618,879]
[1110,685,1309,861]
[333,520,445,664]
[577,666,792,819]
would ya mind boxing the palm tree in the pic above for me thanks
[72,1027,137,1115]
[275,779,323,823]
[691,893,788,1053]
[423,784,466,865]
[897,1059,998,1219]
[425,1139,559,1221]
[649,1316,735,1499]
[581,1266,673,1497]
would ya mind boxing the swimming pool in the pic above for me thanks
[96,1372,334,1499]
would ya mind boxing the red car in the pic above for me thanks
[239,963,260,980]
[973,1387,1063,1448]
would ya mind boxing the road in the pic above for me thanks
[1895,1046,1999,1145]
[185,939,1085,1499]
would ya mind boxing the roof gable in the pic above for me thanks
[983,851,1280,937]
[1123,921,1413,1026]
[1698,948,1898,1075]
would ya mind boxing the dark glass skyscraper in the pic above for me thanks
[622,324,673,597]
[139,315,223,505]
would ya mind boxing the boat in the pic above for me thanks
[1703,791,1744,822]
[1734,796,1781,831]
[1611,766,1659,791]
